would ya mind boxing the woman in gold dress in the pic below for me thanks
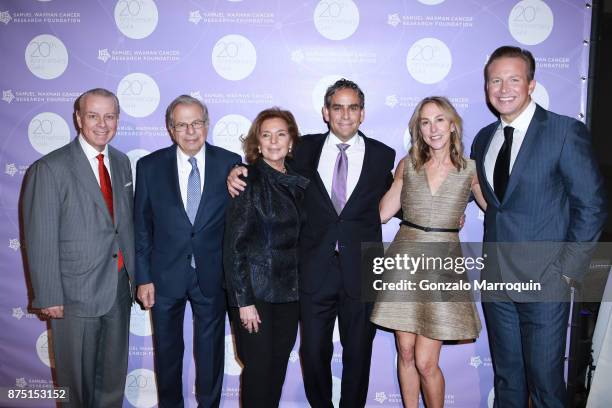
[371,96,487,408]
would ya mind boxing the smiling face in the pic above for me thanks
[322,88,364,142]
[170,103,207,156]
[418,102,456,153]
[75,94,119,152]
[258,117,291,171]
[486,56,536,123]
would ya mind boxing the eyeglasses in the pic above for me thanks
[173,120,207,133]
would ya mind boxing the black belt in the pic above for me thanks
[400,219,459,233]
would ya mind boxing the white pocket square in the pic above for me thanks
[124,181,133,187]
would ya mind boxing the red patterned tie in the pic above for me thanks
[97,154,124,271]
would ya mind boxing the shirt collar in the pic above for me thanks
[78,134,109,160]
[501,99,536,133]
[176,144,206,167]
[327,131,362,147]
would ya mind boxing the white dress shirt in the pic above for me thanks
[78,135,111,187]
[318,132,365,201]
[177,146,205,210]
[484,99,537,187]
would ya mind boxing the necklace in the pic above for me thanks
[262,158,287,174]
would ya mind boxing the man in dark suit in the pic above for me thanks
[471,46,607,408]
[22,88,135,407]
[229,79,395,407]
[135,95,240,408]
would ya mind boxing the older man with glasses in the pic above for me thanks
[134,95,241,407]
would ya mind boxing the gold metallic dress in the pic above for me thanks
[370,158,481,340]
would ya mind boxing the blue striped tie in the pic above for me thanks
[186,157,200,267]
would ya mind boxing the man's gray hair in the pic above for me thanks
[324,78,365,109]
[165,95,209,133]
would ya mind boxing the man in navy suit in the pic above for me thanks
[229,79,395,407]
[135,95,241,407]
[471,46,607,408]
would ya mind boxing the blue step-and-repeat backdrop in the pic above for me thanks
[0,0,593,406]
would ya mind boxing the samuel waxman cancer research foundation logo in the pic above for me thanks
[374,391,387,403]
[8,238,20,251]
[470,355,483,368]
[385,95,399,109]
[3,89,15,103]
[12,307,25,320]
[12,306,38,320]
[98,48,111,63]
[0,10,12,24]
[189,10,202,24]
[387,13,400,27]
[5,163,18,176]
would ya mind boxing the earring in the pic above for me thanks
[289,145,292,153]
[257,146,261,154]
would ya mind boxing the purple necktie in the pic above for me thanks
[331,143,350,214]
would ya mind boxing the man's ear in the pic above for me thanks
[528,79,536,95]
[75,111,83,131]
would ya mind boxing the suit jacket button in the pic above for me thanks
[191,233,195,237]
[187,254,191,260]
[112,254,118,258]
[115,230,119,234]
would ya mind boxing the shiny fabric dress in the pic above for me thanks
[370,158,481,340]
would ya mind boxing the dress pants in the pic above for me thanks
[151,267,225,408]
[230,300,299,407]
[51,268,131,408]
[483,301,570,408]
[300,254,376,408]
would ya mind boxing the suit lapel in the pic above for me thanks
[165,145,191,225]
[502,105,545,202]
[193,143,215,229]
[479,122,501,207]
[108,146,125,228]
[69,139,113,224]
[311,133,337,215]
[343,132,370,212]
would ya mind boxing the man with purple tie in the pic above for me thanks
[229,79,395,407]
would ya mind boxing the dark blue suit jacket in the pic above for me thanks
[471,105,607,299]
[134,143,241,298]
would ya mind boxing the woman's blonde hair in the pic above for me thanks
[408,96,466,172]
